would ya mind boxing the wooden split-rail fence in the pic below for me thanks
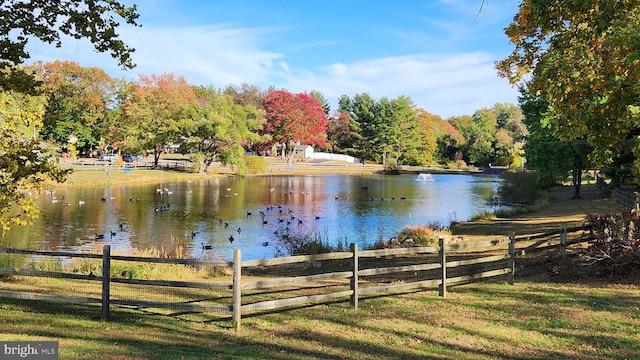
[0,225,592,330]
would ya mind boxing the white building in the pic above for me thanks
[294,145,360,163]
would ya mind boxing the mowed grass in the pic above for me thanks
[0,279,638,359]
[51,166,214,187]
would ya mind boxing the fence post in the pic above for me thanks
[233,249,242,331]
[508,232,515,285]
[102,245,111,321]
[350,243,359,310]
[559,224,567,260]
[439,237,447,298]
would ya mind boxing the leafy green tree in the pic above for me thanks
[223,83,267,108]
[337,94,426,166]
[494,102,526,140]
[104,78,136,155]
[182,86,266,174]
[496,0,640,180]
[450,110,496,167]
[0,0,140,69]
[374,96,418,169]
[345,93,378,163]
[0,90,68,233]
[437,120,466,165]
[0,64,43,95]
[493,128,515,167]
[0,1,139,232]
[492,102,526,168]
[409,110,448,166]
[520,87,591,198]
[401,109,429,166]
[374,97,403,168]
[469,109,497,166]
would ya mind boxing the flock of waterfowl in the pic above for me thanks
[42,185,332,253]
[193,201,323,252]
[39,177,426,258]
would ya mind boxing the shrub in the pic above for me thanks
[397,225,441,247]
[369,225,450,249]
[499,170,539,205]
[397,224,445,246]
[493,206,534,218]
[275,230,336,257]
[71,257,99,275]
[444,159,467,170]
[470,211,496,221]
[0,254,27,279]
[245,155,267,175]
[32,257,64,272]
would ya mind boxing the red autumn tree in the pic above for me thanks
[262,90,328,162]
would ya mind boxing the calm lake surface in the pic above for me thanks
[3,174,501,261]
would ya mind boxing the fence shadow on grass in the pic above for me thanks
[0,225,592,329]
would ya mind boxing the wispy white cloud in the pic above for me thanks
[279,53,519,118]
[25,20,518,118]
[124,24,285,85]
[287,40,341,54]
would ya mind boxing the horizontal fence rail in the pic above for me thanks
[596,174,640,209]
[62,160,195,172]
[0,224,593,329]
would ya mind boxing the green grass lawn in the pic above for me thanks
[0,277,638,359]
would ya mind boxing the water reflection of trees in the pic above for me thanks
[4,174,501,260]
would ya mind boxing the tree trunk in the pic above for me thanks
[153,149,161,167]
[286,146,295,164]
[572,168,582,199]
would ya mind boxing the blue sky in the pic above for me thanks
[26,0,522,118]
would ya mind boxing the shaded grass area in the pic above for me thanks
[1,278,638,359]
[451,184,624,241]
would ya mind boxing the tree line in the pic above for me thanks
[9,60,527,175]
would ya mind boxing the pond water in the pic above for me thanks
[3,173,502,261]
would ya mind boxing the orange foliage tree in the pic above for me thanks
[36,60,117,156]
[123,73,197,166]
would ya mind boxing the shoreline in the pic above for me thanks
[48,159,620,242]
[52,157,483,187]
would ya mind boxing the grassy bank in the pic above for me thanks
[451,183,623,242]
[55,167,215,187]
[0,276,638,359]
[52,156,474,186]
